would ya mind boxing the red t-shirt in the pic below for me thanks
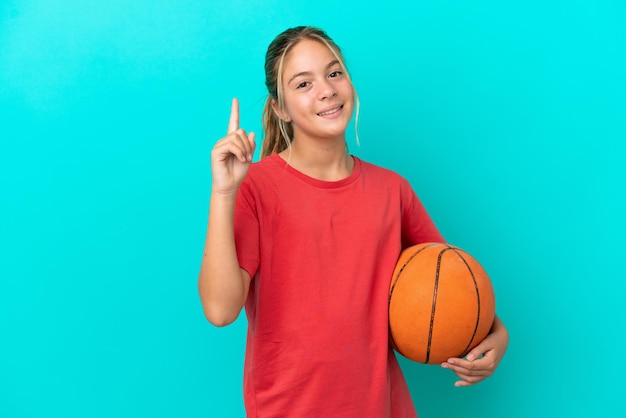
[234,153,444,417]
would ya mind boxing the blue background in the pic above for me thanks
[1,0,624,417]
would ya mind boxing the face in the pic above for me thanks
[274,39,355,144]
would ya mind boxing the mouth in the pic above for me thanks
[317,105,343,117]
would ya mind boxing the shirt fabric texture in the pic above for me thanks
[234,153,444,418]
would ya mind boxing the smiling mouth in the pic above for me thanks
[317,105,343,116]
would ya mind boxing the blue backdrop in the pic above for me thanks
[1,1,624,417]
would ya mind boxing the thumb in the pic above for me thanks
[248,132,257,157]
[465,340,489,361]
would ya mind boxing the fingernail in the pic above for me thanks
[466,354,475,361]
[441,363,449,369]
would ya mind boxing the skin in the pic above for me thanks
[198,97,254,327]
[199,37,509,386]
[273,39,355,180]
[442,316,509,386]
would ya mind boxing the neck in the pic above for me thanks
[279,136,354,181]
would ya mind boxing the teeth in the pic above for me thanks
[318,106,341,116]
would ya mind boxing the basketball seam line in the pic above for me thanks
[388,243,440,358]
[429,247,482,361]
[389,243,454,362]
[451,248,482,357]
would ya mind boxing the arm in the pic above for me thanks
[198,98,256,327]
[198,192,252,326]
[441,315,509,387]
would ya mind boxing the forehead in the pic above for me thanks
[282,39,338,74]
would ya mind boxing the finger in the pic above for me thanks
[232,129,254,161]
[247,132,256,160]
[443,359,494,386]
[213,133,248,163]
[213,138,248,163]
[445,366,490,387]
[228,98,240,134]
[229,129,255,162]
[443,362,488,377]
[454,379,477,387]
[465,341,492,361]
[441,359,477,375]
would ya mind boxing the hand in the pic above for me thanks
[210,98,256,196]
[441,316,509,387]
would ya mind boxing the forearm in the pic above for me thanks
[491,315,509,341]
[198,192,249,326]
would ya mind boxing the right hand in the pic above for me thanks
[210,98,256,196]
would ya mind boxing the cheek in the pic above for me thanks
[284,95,310,118]
[341,90,355,112]
[339,82,355,101]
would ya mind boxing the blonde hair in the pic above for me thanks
[261,26,360,159]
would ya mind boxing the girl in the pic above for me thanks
[199,26,509,418]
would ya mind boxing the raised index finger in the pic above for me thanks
[228,98,239,134]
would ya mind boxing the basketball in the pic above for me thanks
[388,242,495,364]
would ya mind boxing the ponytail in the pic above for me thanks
[260,97,292,159]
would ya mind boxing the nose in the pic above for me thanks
[318,80,337,100]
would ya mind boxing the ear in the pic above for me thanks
[271,99,291,123]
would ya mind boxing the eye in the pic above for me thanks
[329,70,343,78]
[296,81,310,89]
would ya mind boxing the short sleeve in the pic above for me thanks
[234,180,261,278]
[400,179,446,247]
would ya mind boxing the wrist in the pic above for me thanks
[211,187,239,201]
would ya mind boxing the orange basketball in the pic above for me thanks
[388,243,495,364]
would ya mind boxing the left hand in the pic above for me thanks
[441,315,509,387]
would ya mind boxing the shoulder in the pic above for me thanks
[247,153,280,174]
[355,157,413,188]
[237,154,286,203]
[242,154,283,185]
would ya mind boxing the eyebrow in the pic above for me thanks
[287,59,340,85]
